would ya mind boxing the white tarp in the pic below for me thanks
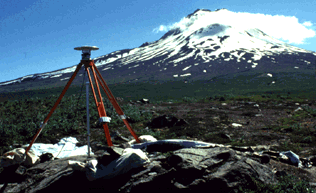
[22,137,94,159]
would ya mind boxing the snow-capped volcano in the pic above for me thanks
[1,9,315,91]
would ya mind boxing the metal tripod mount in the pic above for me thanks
[25,46,141,156]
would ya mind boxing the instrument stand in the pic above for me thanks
[25,46,141,156]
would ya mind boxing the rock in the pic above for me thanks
[12,144,22,148]
[249,145,270,152]
[309,182,316,189]
[39,153,54,163]
[68,160,86,171]
[175,119,189,127]
[301,158,313,168]
[129,100,136,105]
[97,146,124,166]
[115,97,124,102]
[110,130,131,142]
[139,98,150,104]
[231,146,253,152]
[220,133,231,141]
[0,148,40,168]
[140,110,156,116]
[275,170,287,177]
[6,137,312,192]
[86,148,150,181]
[95,143,107,151]
[245,101,256,105]
[1,155,98,193]
[307,155,316,166]
[219,97,226,101]
[147,115,189,128]
[232,123,242,128]
[0,164,26,184]
[119,147,278,193]
[260,154,270,164]
[116,143,132,149]
[126,116,137,123]
[167,154,183,167]
[94,150,105,155]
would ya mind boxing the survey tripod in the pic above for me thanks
[25,46,141,156]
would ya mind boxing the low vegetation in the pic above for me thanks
[1,75,316,191]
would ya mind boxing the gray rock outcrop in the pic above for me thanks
[118,147,278,193]
[1,146,279,193]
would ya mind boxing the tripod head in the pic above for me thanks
[74,46,99,60]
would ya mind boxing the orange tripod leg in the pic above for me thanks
[92,63,141,143]
[85,65,113,146]
[25,63,83,154]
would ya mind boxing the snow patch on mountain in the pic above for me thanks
[1,9,315,87]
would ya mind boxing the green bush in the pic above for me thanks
[0,92,154,149]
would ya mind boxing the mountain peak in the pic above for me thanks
[186,8,228,19]
[186,9,212,18]
[1,9,315,89]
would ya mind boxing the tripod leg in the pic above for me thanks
[86,67,113,146]
[25,63,83,154]
[92,64,141,143]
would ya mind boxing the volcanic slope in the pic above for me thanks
[0,8,315,91]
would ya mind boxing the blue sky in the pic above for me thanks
[0,0,315,83]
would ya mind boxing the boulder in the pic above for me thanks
[118,147,278,193]
[147,115,189,128]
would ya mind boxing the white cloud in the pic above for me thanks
[303,21,313,27]
[153,10,316,44]
[153,25,169,33]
